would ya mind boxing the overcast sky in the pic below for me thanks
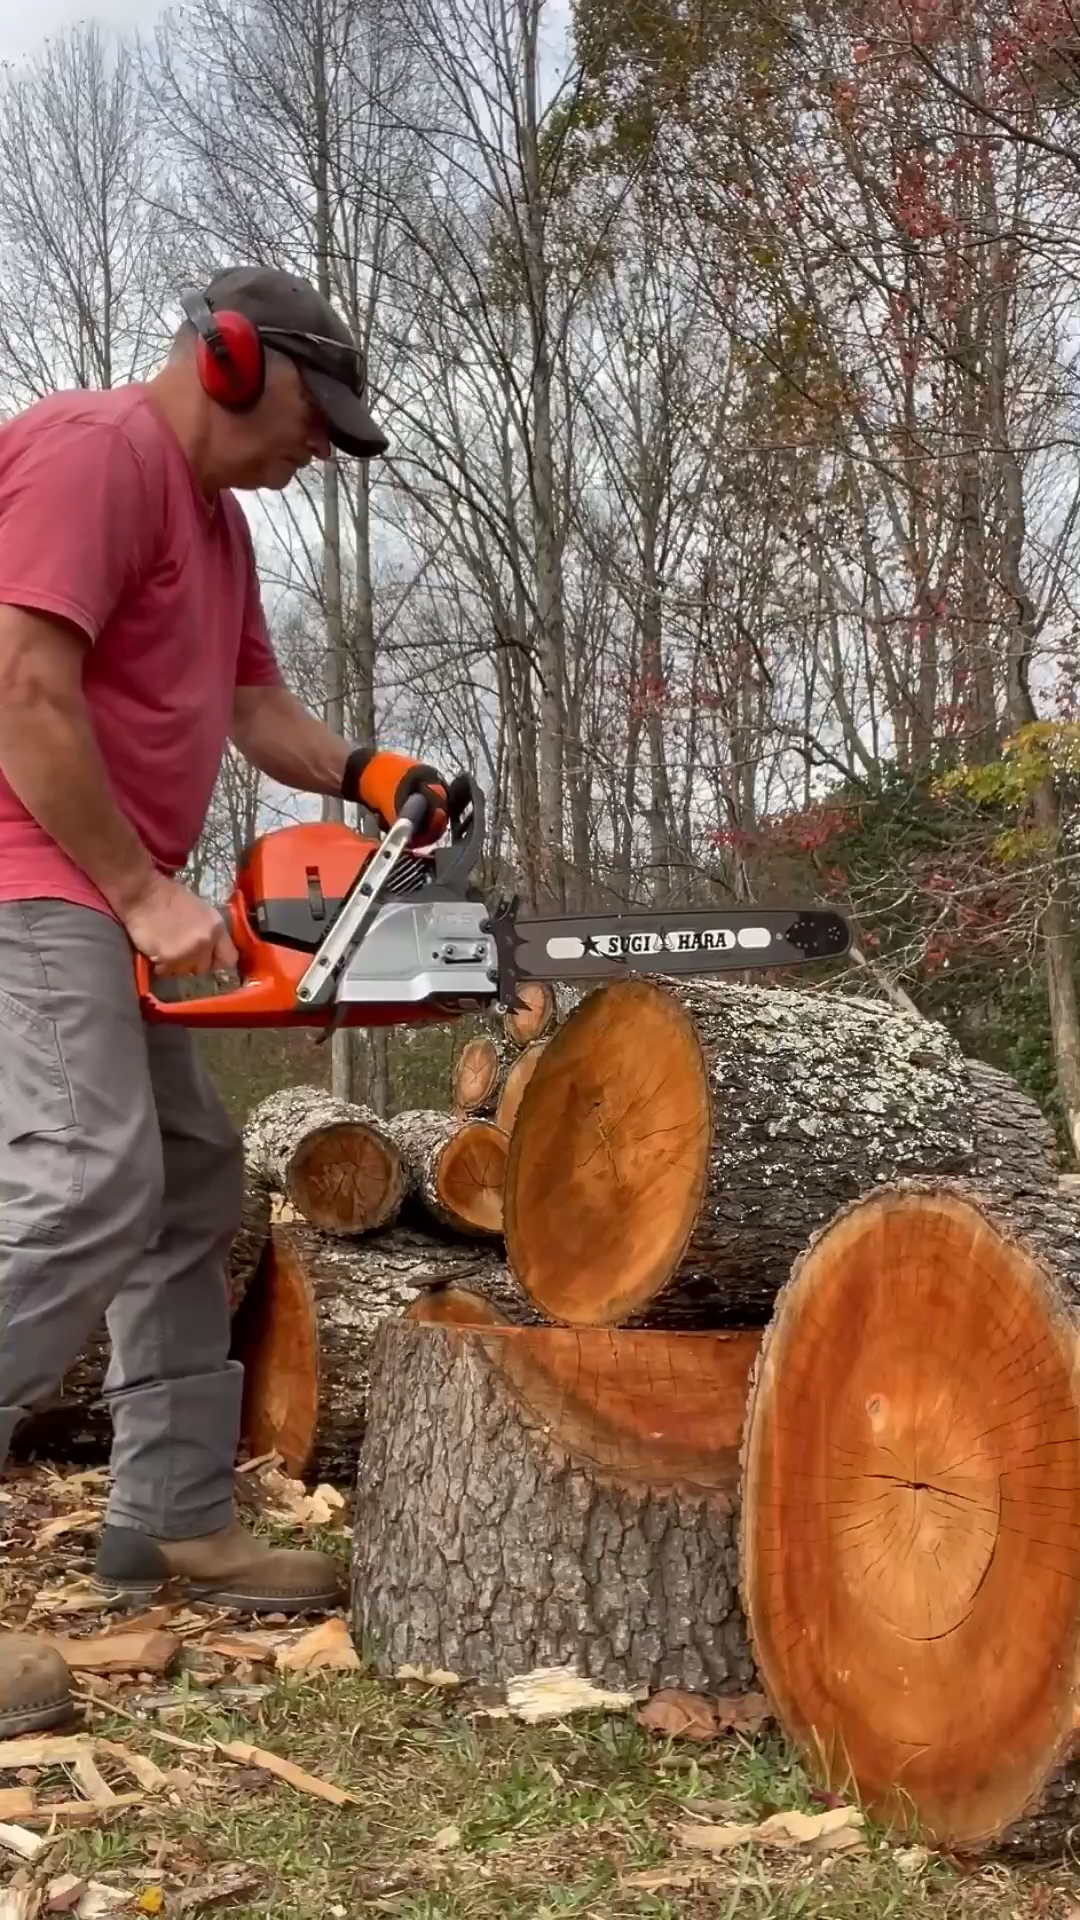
[0,0,159,62]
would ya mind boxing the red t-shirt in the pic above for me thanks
[0,384,283,916]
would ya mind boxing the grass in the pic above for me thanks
[39,1671,1080,1918]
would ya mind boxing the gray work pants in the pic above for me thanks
[0,900,244,1536]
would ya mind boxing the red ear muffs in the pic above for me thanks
[181,289,266,411]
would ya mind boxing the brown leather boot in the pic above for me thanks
[93,1519,345,1615]
[0,1635,74,1737]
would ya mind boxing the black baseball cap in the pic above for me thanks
[202,265,389,458]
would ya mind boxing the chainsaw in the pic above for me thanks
[134,774,851,1029]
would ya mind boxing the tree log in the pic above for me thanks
[506,978,1060,1327]
[352,1319,762,1693]
[502,981,580,1048]
[242,1085,405,1234]
[386,1110,509,1236]
[11,1176,273,1462]
[450,1035,512,1117]
[495,1042,549,1134]
[741,1178,1080,1857]
[232,1223,530,1477]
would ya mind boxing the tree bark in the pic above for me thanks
[243,1085,405,1235]
[352,1319,761,1693]
[233,1223,530,1479]
[385,1110,509,1236]
[741,1177,1080,1858]
[505,978,1060,1327]
[11,1175,272,1462]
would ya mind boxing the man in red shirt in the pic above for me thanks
[0,266,448,1734]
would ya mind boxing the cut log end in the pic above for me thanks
[452,1036,502,1115]
[437,1121,508,1235]
[287,1120,403,1234]
[505,979,711,1323]
[741,1181,1080,1854]
[495,1041,548,1134]
[502,981,555,1047]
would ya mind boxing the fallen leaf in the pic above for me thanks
[498,1665,644,1724]
[68,1752,117,1808]
[33,1512,100,1551]
[395,1664,460,1688]
[276,1619,360,1673]
[173,1868,259,1913]
[216,1741,356,1806]
[637,1688,771,1741]
[675,1805,865,1855]
[201,1631,290,1663]
[621,1867,700,1891]
[0,1819,46,1860]
[44,1880,86,1914]
[45,1633,179,1678]
[895,1845,930,1875]
[75,1887,133,1919]
[135,1891,164,1915]
[431,1824,461,1853]
[94,1743,168,1794]
[29,1585,107,1619]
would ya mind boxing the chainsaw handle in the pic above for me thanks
[133,897,263,1022]
[431,773,485,892]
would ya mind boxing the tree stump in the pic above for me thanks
[506,978,1060,1326]
[12,1175,272,1461]
[386,1111,509,1236]
[352,1317,762,1692]
[740,1179,1080,1856]
[243,1085,405,1234]
[233,1223,530,1477]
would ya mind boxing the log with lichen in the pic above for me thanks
[505,978,1060,1327]
[242,1085,406,1234]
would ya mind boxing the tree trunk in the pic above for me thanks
[352,1318,762,1693]
[233,1223,529,1479]
[11,1175,272,1462]
[243,1085,405,1235]
[741,1177,1080,1858]
[505,979,1060,1326]
[385,1111,509,1236]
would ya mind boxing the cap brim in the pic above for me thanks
[300,366,389,458]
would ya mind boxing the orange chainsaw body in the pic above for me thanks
[135,820,464,1031]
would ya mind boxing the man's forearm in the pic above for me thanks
[0,689,157,915]
[230,684,357,794]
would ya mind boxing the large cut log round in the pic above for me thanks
[505,982,712,1325]
[11,1176,273,1462]
[741,1178,1080,1856]
[232,1223,531,1477]
[353,1317,762,1691]
[505,978,1060,1326]
[243,1085,405,1234]
[386,1110,509,1236]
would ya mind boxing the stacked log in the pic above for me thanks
[503,977,1059,1325]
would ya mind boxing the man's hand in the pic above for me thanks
[345,749,449,844]
[121,872,237,978]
